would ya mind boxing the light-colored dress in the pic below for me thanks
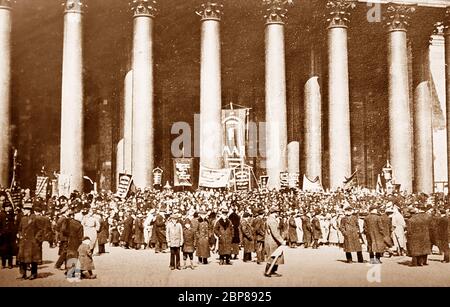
[294,216,303,244]
[82,215,100,250]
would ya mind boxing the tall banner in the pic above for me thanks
[35,176,49,199]
[280,172,289,189]
[173,158,193,187]
[288,172,300,188]
[51,179,58,197]
[199,166,231,188]
[232,165,251,191]
[152,167,163,186]
[57,174,71,198]
[222,108,248,169]
[259,176,269,190]
[302,175,323,192]
[117,173,133,199]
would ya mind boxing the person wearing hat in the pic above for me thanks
[301,211,312,248]
[166,213,183,270]
[120,211,134,249]
[264,206,286,277]
[251,208,266,264]
[81,208,100,252]
[436,209,449,263]
[0,201,17,269]
[77,236,96,279]
[17,201,43,280]
[406,204,432,266]
[287,211,298,248]
[390,206,407,256]
[154,207,168,253]
[311,211,322,249]
[214,206,233,265]
[364,205,388,264]
[340,207,364,263]
[133,212,145,250]
[181,219,196,270]
[195,209,211,265]
[240,212,254,262]
[54,205,70,270]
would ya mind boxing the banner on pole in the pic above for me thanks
[51,179,58,197]
[233,165,252,191]
[199,166,231,188]
[35,176,49,199]
[173,158,193,187]
[259,176,269,190]
[222,108,248,168]
[116,173,133,199]
[302,175,323,192]
[57,174,71,198]
[280,172,289,189]
[152,167,163,186]
[288,172,300,188]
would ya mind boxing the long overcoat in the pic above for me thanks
[214,218,233,256]
[406,213,432,256]
[264,215,284,265]
[340,215,362,252]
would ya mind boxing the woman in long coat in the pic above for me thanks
[120,213,134,249]
[214,209,233,265]
[340,210,363,263]
[196,212,210,264]
[97,215,109,254]
[328,214,340,245]
[133,215,145,249]
[287,214,298,247]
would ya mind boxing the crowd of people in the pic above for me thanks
[1,186,449,281]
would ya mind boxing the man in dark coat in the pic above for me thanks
[240,212,254,262]
[406,206,432,266]
[0,202,17,269]
[214,207,233,265]
[17,202,45,280]
[251,208,265,264]
[154,208,167,253]
[311,212,322,249]
[54,206,69,270]
[228,207,241,259]
[364,206,387,264]
[196,210,210,264]
[340,207,363,263]
[120,212,134,249]
[301,214,312,248]
[437,209,449,263]
[133,213,145,250]
[96,214,109,254]
[287,212,298,248]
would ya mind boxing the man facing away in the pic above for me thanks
[264,206,286,277]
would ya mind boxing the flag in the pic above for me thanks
[35,176,49,199]
[302,175,323,192]
[173,158,193,187]
[57,174,71,198]
[376,174,383,194]
[152,167,163,186]
[116,173,133,199]
[343,170,358,189]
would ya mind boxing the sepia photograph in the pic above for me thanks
[0,0,450,294]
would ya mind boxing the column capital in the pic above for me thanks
[325,0,356,29]
[262,0,293,25]
[0,0,13,10]
[196,1,223,21]
[130,0,157,18]
[433,21,445,36]
[444,7,450,35]
[63,0,86,14]
[385,4,415,33]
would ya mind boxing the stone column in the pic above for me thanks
[386,4,415,193]
[304,42,322,181]
[263,0,290,190]
[196,1,223,170]
[326,0,355,190]
[60,0,85,192]
[413,40,433,194]
[287,141,299,175]
[123,70,133,174]
[445,10,450,197]
[0,0,12,187]
[130,0,157,188]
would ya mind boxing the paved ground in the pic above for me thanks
[0,243,449,287]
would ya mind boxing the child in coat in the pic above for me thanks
[182,221,196,270]
[78,237,97,279]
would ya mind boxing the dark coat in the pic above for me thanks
[252,216,265,243]
[134,217,145,245]
[240,218,254,253]
[97,218,109,245]
[182,226,196,253]
[78,243,95,271]
[312,217,322,240]
[17,214,44,263]
[214,218,233,256]
[55,216,69,242]
[66,218,84,259]
[406,212,432,256]
[340,215,362,252]
[364,213,388,253]
[288,216,298,243]
[0,211,18,257]
[301,216,312,243]
[429,215,440,246]
[229,212,241,244]
[436,216,449,252]
[121,216,134,243]
[153,214,167,243]
[196,217,210,258]
[381,214,394,248]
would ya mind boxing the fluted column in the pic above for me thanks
[0,0,12,187]
[123,70,133,174]
[326,0,355,190]
[304,41,322,181]
[196,1,223,170]
[413,39,433,194]
[386,4,415,193]
[263,0,290,190]
[60,0,85,192]
[130,0,156,188]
